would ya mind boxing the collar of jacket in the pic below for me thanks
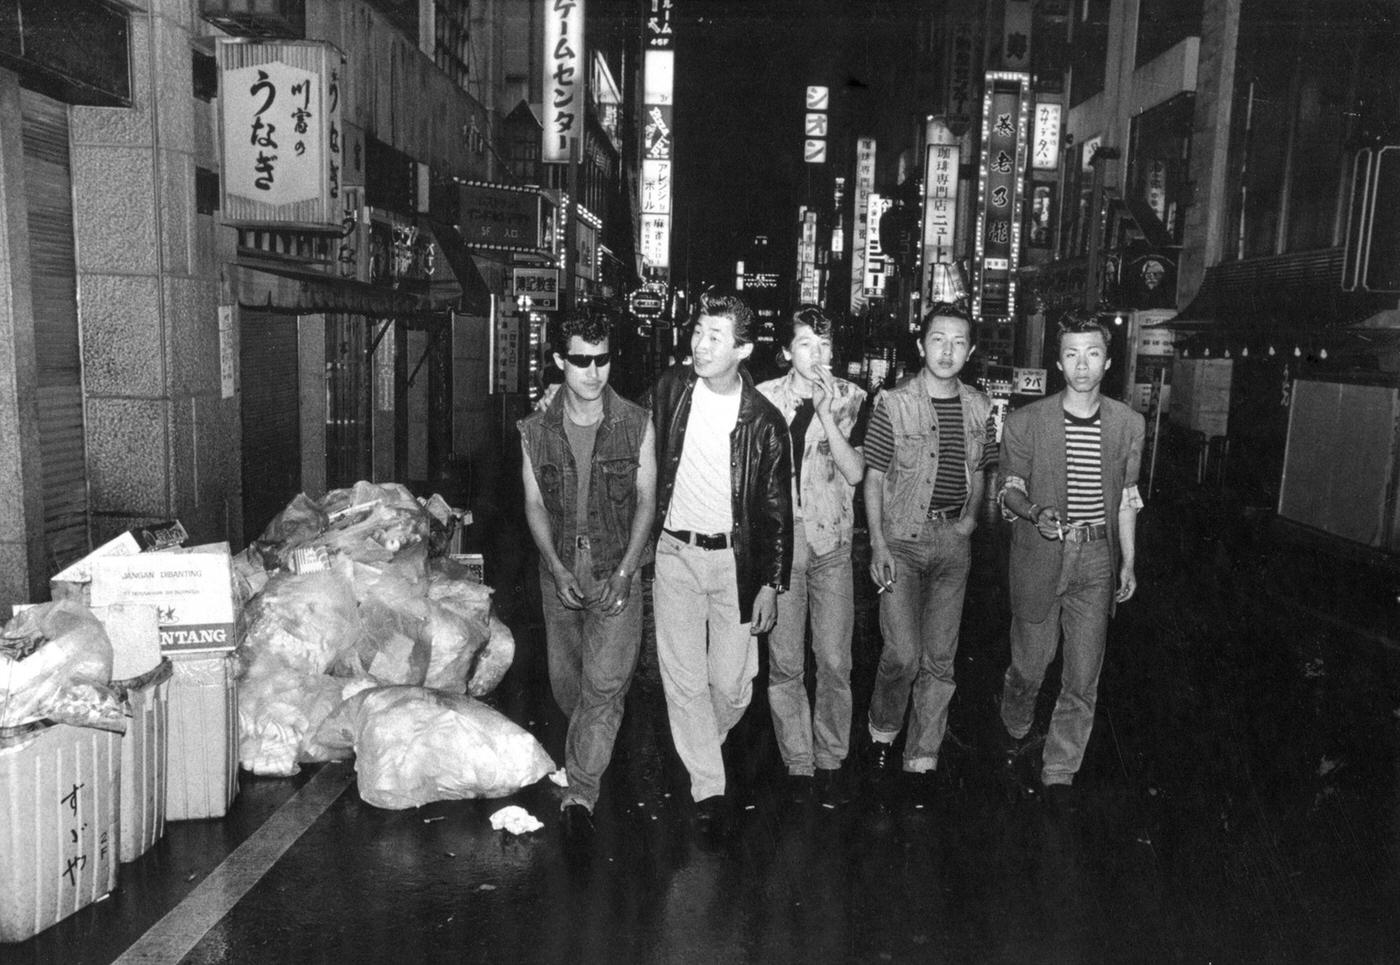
[676,364,764,419]
[540,384,621,434]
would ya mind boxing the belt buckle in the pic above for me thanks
[575,535,591,550]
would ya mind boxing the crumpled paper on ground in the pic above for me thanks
[488,805,543,835]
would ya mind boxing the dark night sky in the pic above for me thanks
[668,1,923,292]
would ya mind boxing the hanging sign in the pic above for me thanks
[543,0,585,163]
[849,137,877,313]
[217,39,343,228]
[974,71,1031,320]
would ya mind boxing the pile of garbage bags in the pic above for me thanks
[235,482,550,809]
[0,600,126,734]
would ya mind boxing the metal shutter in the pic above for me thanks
[239,310,300,544]
[22,89,89,575]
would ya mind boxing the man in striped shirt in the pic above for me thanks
[862,303,997,806]
[996,313,1145,812]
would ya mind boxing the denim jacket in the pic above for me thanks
[875,373,993,542]
[756,371,866,556]
[517,386,651,582]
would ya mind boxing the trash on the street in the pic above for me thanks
[0,601,125,732]
[488,805,544,835]
[314,686,556,810]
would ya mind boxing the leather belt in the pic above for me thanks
[664,528,731,550]
[1062,522,1109,543]
[926,507,961,521]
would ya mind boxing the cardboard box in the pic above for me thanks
[92,603,163,682]
[114,659,172,863]
[166,651,239,821]
[49,520,188,604]
[90,548,236,655]
[0,723,121,943]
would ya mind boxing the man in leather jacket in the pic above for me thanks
[646,289,792,841]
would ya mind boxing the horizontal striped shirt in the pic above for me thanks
[865,395,997,516]
[929,397,968,511]
[1064,409,1106,524]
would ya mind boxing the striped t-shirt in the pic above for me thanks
[928,397,968,512]
[1064,409,1106,524]
[864,395,997,514]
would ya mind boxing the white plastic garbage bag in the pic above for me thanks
[467,616,515,697]
[237,656,369,776]
[0,600,124,732]
[315,685,555,810]
[241,568,361,674]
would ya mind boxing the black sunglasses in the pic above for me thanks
[562,351,612,369]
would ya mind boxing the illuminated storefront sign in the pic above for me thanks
[543,0,585,164]
[849,137,876,313]
[217,39,343,228]
[974,71,1031,320]
[920,117,960,305]
[863,193,894,297]
[642,37,674,271]
[1032,101,1062,171]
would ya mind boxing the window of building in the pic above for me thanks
[1128,92,1194,244]
[0,0,131,106]
[434,0,471,91]
[1227,0,1399,260]
[1135,0,1202,66]
[1068,0,1109,108]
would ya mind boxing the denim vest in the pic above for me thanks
[877,374,993,541]
[756,371,867,556]
[518,386,651,581]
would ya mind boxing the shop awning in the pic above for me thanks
[424,219,493,317]
[1163,249,1394,332]
[228,262,429,317]
[228,222,492,319]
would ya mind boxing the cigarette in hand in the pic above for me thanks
[877,581,893,595]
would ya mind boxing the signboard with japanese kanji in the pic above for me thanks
[543,0,585,163]
[513,267,560,311]
[849,137,877,313]
[217,39,343,228]
[920,116,961,307]
[974,71,1031,321]
[863,193,893,297]
[1032,101,1062,170]
[646,0,673,49]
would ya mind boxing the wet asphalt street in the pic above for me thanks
[10,453,1400,964]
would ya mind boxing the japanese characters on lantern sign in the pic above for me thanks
[946,21,975,128]
[543,0,585,164]
[327,62,341,200]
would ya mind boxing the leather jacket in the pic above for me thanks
[646,364,793,623]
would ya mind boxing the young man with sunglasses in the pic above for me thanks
[519,310,657,849]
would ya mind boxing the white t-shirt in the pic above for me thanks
[665,379,741,533]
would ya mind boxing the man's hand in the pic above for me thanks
[750,585,778,635]
[812,365,836,422]
[590,572,633,617]
[952,515,977,538]
[868,543,897,593]
[1115,562,1137,603]
[551,564,587,609]
[1034,506,1063,541]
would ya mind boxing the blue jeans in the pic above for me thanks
[868,517,971,772]
[999,539,1114,786]
[653,531,757,802]
[540,549,643,811]
[767,527,854,775]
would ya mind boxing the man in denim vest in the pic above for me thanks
[519,310,657,849]
[862,303,996,806]
[757,306,868,809]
